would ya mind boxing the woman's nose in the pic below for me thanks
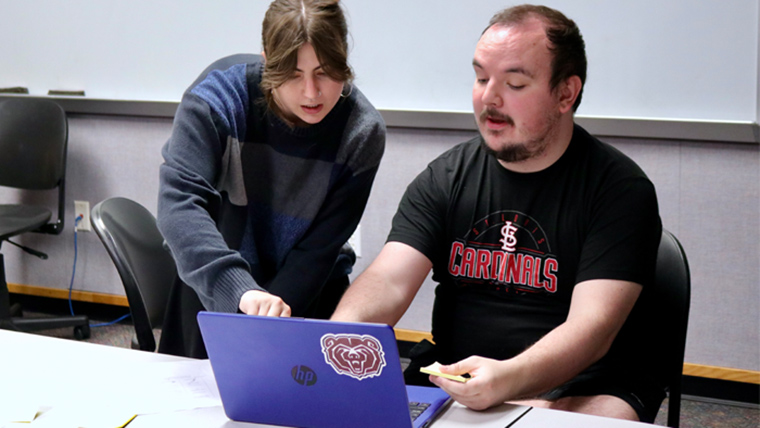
[304,76,320,100]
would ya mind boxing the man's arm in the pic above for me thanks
[331,242,432,325]
[432,279,642,410]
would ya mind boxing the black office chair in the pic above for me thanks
[648,229,691,427]
[0,98,90,339]
[91,197,176,351]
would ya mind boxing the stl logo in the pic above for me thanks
[320,334,386,380]
[500,221,518,252]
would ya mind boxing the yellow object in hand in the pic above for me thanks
[420,362,470,383]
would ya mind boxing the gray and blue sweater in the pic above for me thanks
[158,54,385,316]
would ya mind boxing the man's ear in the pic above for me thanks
[558,75,582,114]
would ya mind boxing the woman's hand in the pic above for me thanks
[239,290,292,317]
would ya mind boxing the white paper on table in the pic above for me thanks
[19,359,221,428]
[92,359,223,415]
[27,406,135,428]
[0,400,40,424]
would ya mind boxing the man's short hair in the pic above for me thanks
[486,4,587,112]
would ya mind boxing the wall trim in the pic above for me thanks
[394,327,433,343]
[8,283,129,307]
[1,95,758,144]
[683,363,760,385]
[380,110,760,144]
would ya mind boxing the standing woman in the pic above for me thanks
[157,0,385,358]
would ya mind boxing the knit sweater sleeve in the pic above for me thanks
[266,93,386,314]
[157,57,264,313]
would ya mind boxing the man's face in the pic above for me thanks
[472,20,564,164]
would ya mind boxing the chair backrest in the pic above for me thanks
[0,98,68,234]
[651,229,691,427]
[91,197,176,352]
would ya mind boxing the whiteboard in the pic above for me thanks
[1,0,758,122]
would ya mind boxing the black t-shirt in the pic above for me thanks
[389,124,661,371]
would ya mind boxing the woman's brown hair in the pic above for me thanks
[260,0,353,116]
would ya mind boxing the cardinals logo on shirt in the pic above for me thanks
[321,334,386,380]
[448,210,559,294]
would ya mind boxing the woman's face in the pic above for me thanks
[273,43,345,125]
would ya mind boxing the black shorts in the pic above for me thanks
[403,341,665,423]
[541,367,665,423]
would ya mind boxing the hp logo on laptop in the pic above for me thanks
[291,365,318,386]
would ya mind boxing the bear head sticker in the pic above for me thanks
[321,333,386,380]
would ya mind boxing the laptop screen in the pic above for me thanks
[198,312,450,428]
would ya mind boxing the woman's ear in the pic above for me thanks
[261,51,267,62]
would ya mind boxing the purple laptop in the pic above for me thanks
[198,312,451,428]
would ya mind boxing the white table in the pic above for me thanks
[514,407,653,427]
[0,329,650,427]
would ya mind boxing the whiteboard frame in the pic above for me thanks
[1,95,755,144]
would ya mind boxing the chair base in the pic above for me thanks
[7,315,91,339]
[1,254,91,340]
[0,311,91,340]
[9,301,21,317]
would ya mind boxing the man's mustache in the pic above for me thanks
[479,107,515,127]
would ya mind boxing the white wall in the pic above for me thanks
[1,0,758,121]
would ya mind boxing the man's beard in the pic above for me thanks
[478,107,554,163]
[480,137,535,163]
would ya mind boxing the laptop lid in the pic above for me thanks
[197,312,450,428]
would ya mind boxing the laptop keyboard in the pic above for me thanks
[408,401,431,421]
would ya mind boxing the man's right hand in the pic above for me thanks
[429,356,512,411]
[239,290,292,317]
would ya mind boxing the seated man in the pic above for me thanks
[332,4,664,423]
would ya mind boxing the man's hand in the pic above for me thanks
[428,356,513,411]
[239,290,292,317]
[429,280,643,412]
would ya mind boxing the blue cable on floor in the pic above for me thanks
[70,215,131,327]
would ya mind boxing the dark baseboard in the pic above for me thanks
[397,339,418,359]
[9,293,131,324]
[682,375,759,406]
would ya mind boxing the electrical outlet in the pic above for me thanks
[348,224,362,258]
[74,200,91,232]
